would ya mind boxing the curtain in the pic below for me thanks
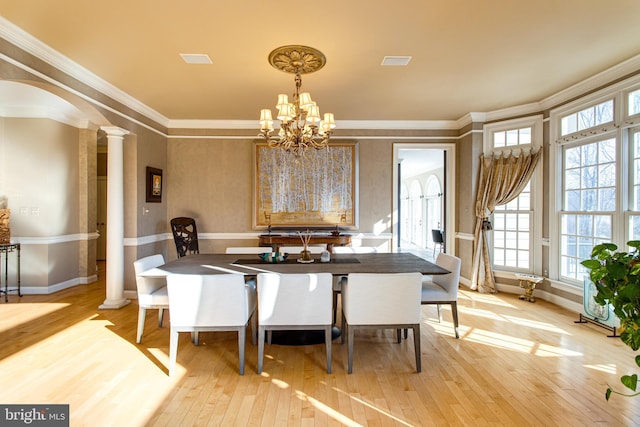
[470,149,542,293]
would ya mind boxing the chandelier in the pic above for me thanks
[259,45,336,154]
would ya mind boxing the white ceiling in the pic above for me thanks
[1,1,640,124]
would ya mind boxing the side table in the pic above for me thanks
[0,243,21,302]
[515,273,543,303]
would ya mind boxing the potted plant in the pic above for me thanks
[581,241,640,400]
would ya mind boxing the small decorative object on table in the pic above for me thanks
[260,252,288,263]
[0,196,10,244]
[297,229,314,263]
[515,273,543,302]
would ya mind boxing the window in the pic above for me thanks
[551,82,640,285]
[560,99,614,136]
[493,127,531,148]
[425,176,442,246]
[484,117,542,273]
[560,138,616,280]
[629,88,640,117]
[493,183,531,269]
[629,126,640,241]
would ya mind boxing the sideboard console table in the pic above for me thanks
[258,234,351,252]
[0,243,20,302]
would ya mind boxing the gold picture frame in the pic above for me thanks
[146,167,163,203]
[254,143,358,228]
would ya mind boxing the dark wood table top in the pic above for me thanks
[141,252,449,277]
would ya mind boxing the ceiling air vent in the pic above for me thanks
[180,54,213,64]
[381,56,412,66]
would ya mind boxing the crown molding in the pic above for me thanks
[2,16,639,133]
[168,119,462,130]
[540,53,640,111]
[0,17,169,128]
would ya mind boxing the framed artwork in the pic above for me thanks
[146,167,163,203]
[254,143,358,228]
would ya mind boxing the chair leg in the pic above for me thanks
[251,312,258,346]
[157,308,164,328]
[412,324,421,372]
[347,324,355,374]
[257,326,266,374]
[436,304,442,322]
[169,329,179,376]
[451,301,460,339]
[238,327,246,375]
[325,326,332,374]
[333,290,338,324]
[136,307,146,344]
[396,328,402,343]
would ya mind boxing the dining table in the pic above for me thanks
[141,252,450,344]
[142,252,450,277]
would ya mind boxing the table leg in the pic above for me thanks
[17,245,21,297]
[518,280,537,302]
[3,252,6,302]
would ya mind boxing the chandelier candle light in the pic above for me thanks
[259,45,336,154]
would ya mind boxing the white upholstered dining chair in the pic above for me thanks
[166,273,257,376]
[342,272,423,374]
[420,252,462,338]
[256,272,333,374]
[133,254,169,344]
[330,246,378,324]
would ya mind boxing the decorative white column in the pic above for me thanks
[99,126,131,309]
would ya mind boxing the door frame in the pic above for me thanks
[392,143,456,254]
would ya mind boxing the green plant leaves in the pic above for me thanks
[621,374,638,392]
[582,241,640,399]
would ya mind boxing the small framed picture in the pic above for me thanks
[146,167,163,203]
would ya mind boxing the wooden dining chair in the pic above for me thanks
[342,272,422,373]
[170,217,199,258]
[256,272,333,374]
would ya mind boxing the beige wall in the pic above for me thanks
[0,117,88,289]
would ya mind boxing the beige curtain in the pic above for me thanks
[471,149,542,293]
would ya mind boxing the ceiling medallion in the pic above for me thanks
[258,45,336,155]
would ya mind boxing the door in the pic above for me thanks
[395,146,452,254]
[96,177,107,260]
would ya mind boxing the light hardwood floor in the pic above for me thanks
[1,262,638,426]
